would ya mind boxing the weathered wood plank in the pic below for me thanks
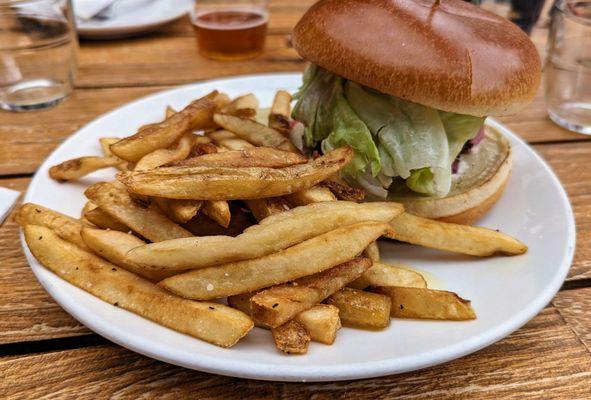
[553,287,591,353]
[76,34,303,89]
[1,307,589,399]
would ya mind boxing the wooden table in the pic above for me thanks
[1,2,590,398]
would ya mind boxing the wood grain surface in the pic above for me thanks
[0,0,590,397]
[2,308,590,399]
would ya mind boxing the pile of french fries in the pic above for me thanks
[17,90,527,354]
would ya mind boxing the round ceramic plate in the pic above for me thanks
[21,73,576,382]
[77,0,193,39]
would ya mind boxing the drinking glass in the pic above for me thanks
[545,0,591,134]
[0,0,78,112]
[190,0,268,61]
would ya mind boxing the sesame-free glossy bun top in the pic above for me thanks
[292,0,541,116]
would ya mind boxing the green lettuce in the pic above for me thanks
[292,65,484,197]
[292,65,380,176]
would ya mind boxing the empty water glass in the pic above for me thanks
[545,0,591,134]
[0,0,78,112]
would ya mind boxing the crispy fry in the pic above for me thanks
[349,262,427,290]
[285,185,337,206]
[363,241,380,262]
[268,90,292,135]
[49,156,121,182]
[220,93,259,115]
[228,294,340,344]
[250,258,372,327]
[110,92,217,162]
[84,182,192,242]
[202,200,231,228]
[272,320,310,355]
[183,207,254,237]
[15,203,89,250]
[80,227,175,281]
[244,197,290,221]
[99,138,130,170]
[375,286,476,320]
[387,213,528,256]
[117,146,354,200]
[127,201,403,270]
[25,225,252,347]
[84,206,129,232]
[154,198,202,224]
[212,92,231,110]
[169,147,307,168]
[321,180,365,202]
[208,129,255,151]
[165,106,176,118]
[213,113,298,152]
[158,221,391,299]
[133,133,194,171]
[327,288,391,330]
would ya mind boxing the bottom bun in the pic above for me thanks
[393,127,512,225]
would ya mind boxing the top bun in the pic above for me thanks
[292,0,541,116]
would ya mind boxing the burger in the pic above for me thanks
[289,0,541,224]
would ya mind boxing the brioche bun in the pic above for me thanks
[292,0,541,117]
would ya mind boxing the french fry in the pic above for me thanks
[208,130,255,151]
[183,208,254,237]
[165,106,176,118]
[85,182,193,242]
[49,156,122,182]
[285,185,337,206]
[220,93,259,115]
[133,133,194,171]
[212,92,232,110]
[15,203,89,250]
[154,198,202,224]
[213,113,298,153]
[326,288,391,330]
[117,146,354,200]
[349,262,427,290]
[168,147,307,169]
[268,90,292,135]
[387,213,528,256]
[25,225,253,347]
[110,92,217,162]
[363,241,380,262]
[99,137,131,171]
[127,201,403,270]
[272,320,310,355]
[250,258,372,327]
[321,180,365,202]
[244,197,290,221]
[80,201,97,226]
[80,227,175,281]
[228,294,340,344]
[202,200,231,228]
[84,206,129,232]
[158,221,391,299]
[375,286,476,320]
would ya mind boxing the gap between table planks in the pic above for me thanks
[1,307,590,399]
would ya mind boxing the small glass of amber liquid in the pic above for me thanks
[191,0,268,61]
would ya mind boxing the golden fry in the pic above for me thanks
[169,147,307,169]
[25,225,253,347]
[349,262,427,290]
[202,200,231,228]
[272,320,310,355]
[268,90,292,135]
[327,288,391,330]
[49,156,121,182]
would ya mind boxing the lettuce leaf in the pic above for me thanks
[292,66,380,176]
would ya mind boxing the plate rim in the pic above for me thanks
[20,72,576,382]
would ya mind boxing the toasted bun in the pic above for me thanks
[393,127,511,225]
[292,0,541,117]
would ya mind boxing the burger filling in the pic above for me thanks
[292,64,486,198]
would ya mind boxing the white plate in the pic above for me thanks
[21,73,576,382]
[76,0,193,39]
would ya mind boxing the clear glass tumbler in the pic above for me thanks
[190,0,268,61]
[0,0,78,111]
[545,0,591,135]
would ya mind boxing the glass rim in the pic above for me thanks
[554,0,591,26]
